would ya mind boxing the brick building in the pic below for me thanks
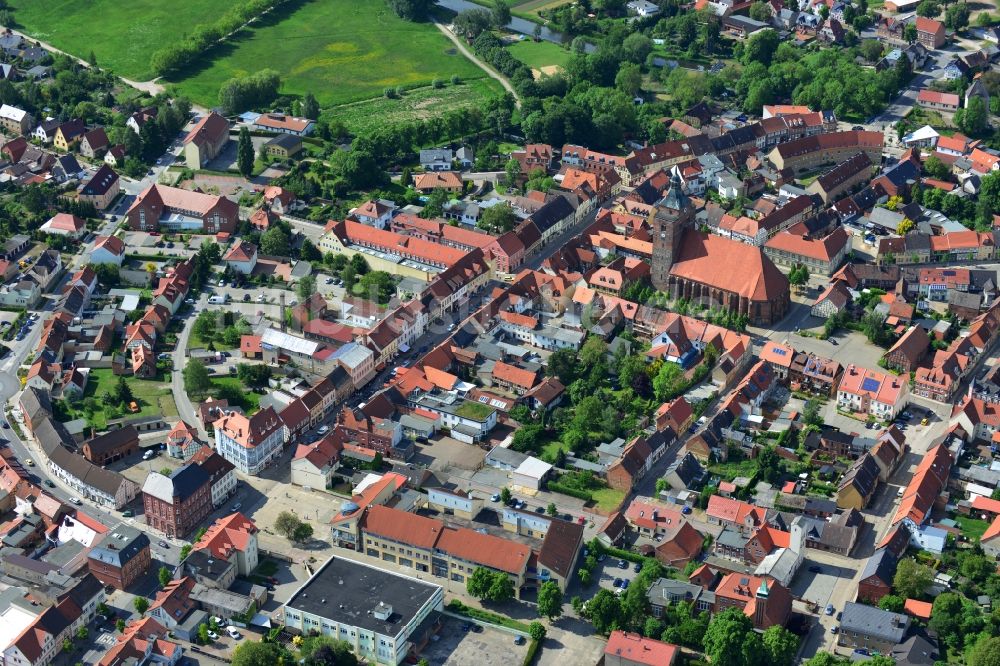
[141,464,213,537]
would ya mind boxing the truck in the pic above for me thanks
[208,294,230,305]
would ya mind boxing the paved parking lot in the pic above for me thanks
[791,560,852,610]
[593,555,639,596]
[419,617,528,666]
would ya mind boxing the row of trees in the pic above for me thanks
[150,0,296,75]
[220,69,282,115]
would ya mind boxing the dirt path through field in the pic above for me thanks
[434,21,521,107]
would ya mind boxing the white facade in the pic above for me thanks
[210,468,238,507]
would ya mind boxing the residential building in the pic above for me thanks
[81,426,139,465]
[837,454,882,510]
[838,602,910,654]
[77,164,121,211]
[837,365,909,421]
[213,407,286,475]
[182,112,229,170]
[857,548,897,603]
[191,512,259,577]
[915,16,946,49]
[87,524,151,590]
[189,445,238,508]
[713,574,792,630]
[0,104,33,134]
[90,235,125,266]
[291,433,343,490]
[252,113,314,136]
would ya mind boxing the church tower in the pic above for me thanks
[650,171,694,291]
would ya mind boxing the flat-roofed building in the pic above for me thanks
[282,556,443,666]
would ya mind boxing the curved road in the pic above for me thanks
[434,22,521,108]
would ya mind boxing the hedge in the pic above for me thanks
[446,600,530,633]
[545,481,592,502]
[522,638,541,666]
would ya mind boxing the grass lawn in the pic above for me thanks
[956,515,990,541]
[708,458,759,481]
[507,39,571,70]
[59,368,178,430]
[591,487,627,513]
[165,0,490,108]
[540,439,568,463]
[209,376,261,414]
[10,0,244,81]
[323,78,503,135]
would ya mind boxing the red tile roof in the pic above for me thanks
[918,90,959,107]
[605,632,678,666]
[192,512,258,560]
[671,232,789,302]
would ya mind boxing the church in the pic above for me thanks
[650,174,790,326]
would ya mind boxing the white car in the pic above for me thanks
[207,630,220,641]
[226,627,242,640]
[317,425,329,435]
[69,497,82,505]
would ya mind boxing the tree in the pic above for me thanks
[297,275,316,301]
[897,217,915,234]
[260,226,291,257]
[904,22,918,42]
[893,558,934,599]
[231,641,288,666]
[467,567,497,598]
[114,376,135,406]
[302,92,320,120]
[925,154,950,180]
[492,0,511,26]
[860,39,884,62]
[528,621,547,641]
[622,33,652,64]
[500,487,512,504]
[158,566,172,588]
[116,618,126,632]
[183,359,212,397]
[969,636,1000,666]
[198,623,211,645]
[762,625,799,666]
[704,607,759,666]
[945,2,970,30]
[478,203,517,233]
[274,511,301,539]
[961,95,989,136]
[546,502,558,516]
[878,594,905,612]
[742,29,780,67]
[505,158,521,188]
[134,597,149,615]
[76,626,89,640]
[586,589,622,633]
[453,8,494,39]
[62,638,73,653]
[292,521,314,543]
[487,571,515,602]
[537,581,563,620]
[358,271,397,303]
[615,63,643,97]
[237,363,272,387]
[303,637,358,666]
[236,126,255,178]
[387,0,433,21]
[749,1,772,21]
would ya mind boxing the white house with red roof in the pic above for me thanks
[223,239,258,274]
[90,235,125,266]
[837,364,909,421]
[213,406,286,475]
[191,512,259,576]
[40,212,86,238]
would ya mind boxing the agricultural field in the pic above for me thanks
[323,78,503,135]
[10,0,244,80]
[164,0,490,108]
[507,38,571,71]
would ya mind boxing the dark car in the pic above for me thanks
[808,565,822,573]
[613,578,623,588]
[471,624,483,633]
[462,623,471,632]
[242,294,251,302]
[618,559,628,569]
[633,562,641,573]
[836,611,843,621]
[44,479,55,488]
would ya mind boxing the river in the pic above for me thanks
[435,0,597,53]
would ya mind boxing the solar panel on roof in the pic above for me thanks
[772,347,788,356]
[861,377,881,393]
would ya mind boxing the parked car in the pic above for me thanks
[633,562,641,572]
[69,497,81,505]
[808,565,822,573]
[43,479,54,488]
[207,631,219,641]
[514,636,525,645]
[490,493,500,502]
[617,559,628,569]
[226,627,242,640]
[158,540,169,548]
[825,604,835,615]
[681,506,692,515]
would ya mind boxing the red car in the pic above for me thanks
[577,516,585,525]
